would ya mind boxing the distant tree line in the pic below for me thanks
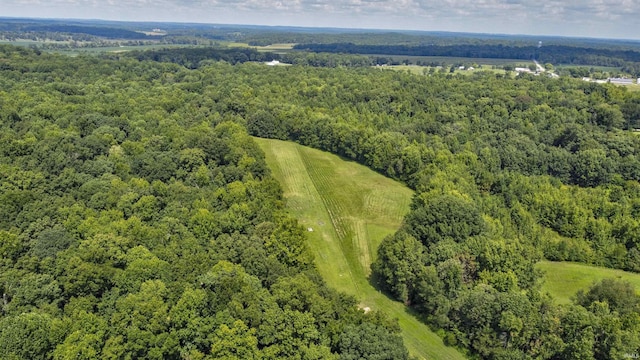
[127,47,279,68]
[294,43,640,75]
[126,47,373,68]
[24,25,155,39]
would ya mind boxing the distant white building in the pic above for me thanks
[265,60,280,66]
[637,78,640,85]
[609,78,633,85]
[515,67,532,73]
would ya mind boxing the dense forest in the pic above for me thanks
[2,40,640,359]
[0,45,407,359]
[230,55,640,358]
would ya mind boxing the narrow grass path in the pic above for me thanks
[256,138,466,360]
[537,261,640,304]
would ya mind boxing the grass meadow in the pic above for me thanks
[537,260,640,304]
[381,64,512,76]
[256,137,466,360]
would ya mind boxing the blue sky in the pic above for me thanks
[3,0,640,40]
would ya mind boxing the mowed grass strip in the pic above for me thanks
[538,260,640,304]
[259,138,357,293]
[256,137,466,360]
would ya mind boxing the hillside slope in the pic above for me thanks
[256,137,466,360]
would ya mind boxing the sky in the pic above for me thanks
[3,0,640,40]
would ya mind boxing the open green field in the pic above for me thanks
[256,43,296,51]
[0,39,69,47]
[55,43,203,55]
[625,84,640,92]
[52,44,170,55]
[0,40,202,56]
[538,261,640,304]
[382,64,511,76]
[380,65,429,75]
[222,42,295,52]
[370,55,525,66]
[256,138,465,360]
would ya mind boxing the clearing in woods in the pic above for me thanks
[537,260,640,304]
[256,137,466,360]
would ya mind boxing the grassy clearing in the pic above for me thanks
[0,39,68,47]
[368,55,524,66]
[255,43,296,52]
[624,84,640,92]
[537,261,640,305]
[62,44,189,54]
[382,64,510,76]
[222,42,295,53]
[380,65,428,75]
[0,39,212,55]
[221,41,250,48]
[256,137,466,360]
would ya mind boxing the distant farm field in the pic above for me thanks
[256,43,296,52]
[538,260,640,304]
[382,64,511,76]
[0,39,208,55]
[224,42,295,52]
[256,138,466,360]
[369,54,526,66]
[65,44,189,54]
[0,39,68,47]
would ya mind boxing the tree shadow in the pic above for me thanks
[366,269,464,354]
